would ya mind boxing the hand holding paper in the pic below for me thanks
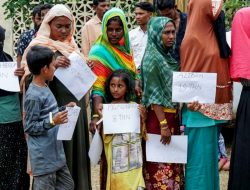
[57,106,81,140]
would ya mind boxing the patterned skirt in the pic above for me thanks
[143,109,184,190]
[0,121,29,190]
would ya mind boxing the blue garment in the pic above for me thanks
[170,10,187,64]
[24,83,66,176]
[16,29,36,56]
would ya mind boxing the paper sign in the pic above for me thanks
[57,106,81,140]
[146,134,188,164]
[172,72,217,103]
[0,62,20,92]
[103,103,140,134]
[88,130,103,166]
[55,52,97,100]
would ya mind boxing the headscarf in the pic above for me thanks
[141,17,179,109]
[89,8,136,97]
[230,7,250,81]
[180,0,231,104]
[0,26,14,97]
[20,4,80,86]
[0,26,12,62]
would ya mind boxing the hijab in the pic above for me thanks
[20,4,81,87]
[141,17,179,108]
[89,8,136,97]
[0,26,12,62]
[0,26,14,96]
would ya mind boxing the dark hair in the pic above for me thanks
[40,4,53,12]
[156,0,175,10]
[106,16,123,28]
[93,0,108,6]
[135,2,154,12]
[104,69,135,103]
[27,46,54,75]
[32,4,42,17]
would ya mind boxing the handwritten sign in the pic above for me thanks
[55,52,97,100]
[172,72,217,103]
[0,62,20,92]
[146,134,188,164]
[57,106,81,140]
[103,103,140,134]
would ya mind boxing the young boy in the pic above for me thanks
[24,45,74,190]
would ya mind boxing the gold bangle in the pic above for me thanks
[92,114,100,118]
[159,119,167,126]
[161,126,169,130]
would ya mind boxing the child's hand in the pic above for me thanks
[66,102,76,107]
[53,110,68,125]
[138,105,147,121]
[97,103,103,118]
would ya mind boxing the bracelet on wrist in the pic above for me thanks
[49,112,55,127]
[92,114,100,119]
[159,119,167,126]
[161,126,169,130]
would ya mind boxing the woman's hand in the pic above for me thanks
[135,79,142,98]
[187,101,201,112]
[66,102,76,107]
[87,60,95,69]
[55,56,70,68]
[160,124,171,145]
[14,67,25,77]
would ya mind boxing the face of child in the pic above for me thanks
[44,58,56,81]
[109,76,127,102]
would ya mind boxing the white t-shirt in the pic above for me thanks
[129,26,148,69]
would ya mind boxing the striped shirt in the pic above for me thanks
[24,83,66,176]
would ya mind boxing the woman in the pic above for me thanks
[0,26,29,189]
[141,17,184,190]
[180,0,232,190]
[88,8,138,190]
[228,7,250,190]
[20,5,91,190]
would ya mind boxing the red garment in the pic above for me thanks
[143,109,184,190]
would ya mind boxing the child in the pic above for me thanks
[24,46,74,190]
[97,69,146,190]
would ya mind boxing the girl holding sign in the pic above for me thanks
[97,69,146,190]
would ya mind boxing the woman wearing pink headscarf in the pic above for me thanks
[228,7,250,190]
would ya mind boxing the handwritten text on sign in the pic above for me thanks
[172,72,217,103]
[57,106,81,140]
[55,52,97,101]
[0,62,20,92]
[103,104,140,134]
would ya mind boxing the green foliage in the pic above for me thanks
[224,0,250,29]
[3,0,68,26]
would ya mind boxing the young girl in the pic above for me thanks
[97,69,146,190]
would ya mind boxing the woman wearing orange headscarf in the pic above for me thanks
[21,4,91,190]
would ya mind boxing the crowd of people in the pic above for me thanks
[0,0,250,190]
